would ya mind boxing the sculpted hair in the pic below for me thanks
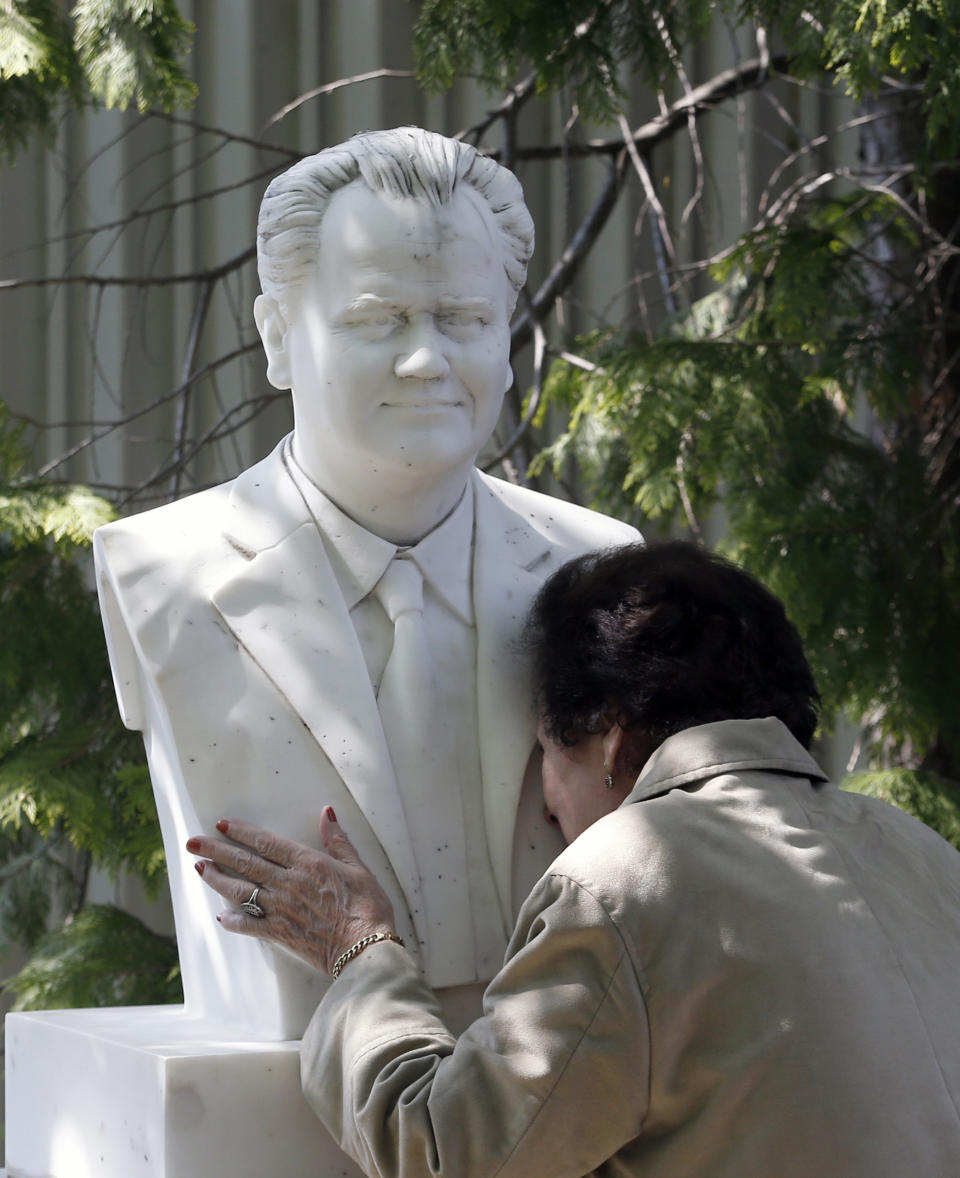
[528,541,821,756]
[257,126,534,317]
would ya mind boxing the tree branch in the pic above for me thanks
[169,279,215,501]
[483,317,548,472]
[0,244,257,291]
[149,110,301,159]
[455,73,539,145]
[493,54,791,162]
[511,151,628,353]
[0,833,63,883]
[33,341,262,477]
[263,69,416,131]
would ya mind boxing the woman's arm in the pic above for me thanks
[304,869,650,1178]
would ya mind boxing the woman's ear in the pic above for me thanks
[601,724,626,778]
[254,294,293,390]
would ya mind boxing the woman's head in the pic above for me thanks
[528,541,820,780]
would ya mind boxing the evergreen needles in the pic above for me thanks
[0,404,178,1009]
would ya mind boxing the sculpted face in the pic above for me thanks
[262,181,514,504]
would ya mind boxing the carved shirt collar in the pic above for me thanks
[282,436,474,623]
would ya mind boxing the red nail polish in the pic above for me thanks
[185,837,201,853]
[216,914,222,923]
[195,861,205,876]
[325,805,337,823]
[215,819,228,833]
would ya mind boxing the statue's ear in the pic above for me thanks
[254,294,292,390]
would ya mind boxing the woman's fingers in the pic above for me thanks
[319,805,363,866]
[185,818,320,887]
[195,859,272,911]
[186,834,283,884]
[185,811,398,975]
[216,908,275,938]
[214,818,308,869]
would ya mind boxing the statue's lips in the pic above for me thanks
[381,399,466,410]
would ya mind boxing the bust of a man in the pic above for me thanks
[94,127,640,1038]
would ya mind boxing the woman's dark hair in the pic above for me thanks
[527,541,820,757]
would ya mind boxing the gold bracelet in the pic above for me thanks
[331,931,404,980]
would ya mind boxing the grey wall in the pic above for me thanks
[1,2,851,504]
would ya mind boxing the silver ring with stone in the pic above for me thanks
[241,886,266,918]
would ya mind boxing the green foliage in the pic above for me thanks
[415,0,717,120]
[1,479,116,548]
[3,904,181,1010]
[0,0,82,158]
[843,769,960,850]
[0,0,195,159]
[815,0,960,157]
[415,0,960,159]
[536,192,960,762]
[0,824,76,951]
[0,402,172,1006]
[72,0,196,112]
[0,736,168,899]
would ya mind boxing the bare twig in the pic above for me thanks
[150,110,301,158]
[1,164,282,268]
[483,318,549,472]
[676,430,705,543]
[618,113,678,315]
[263,70,415,131]
[0,244,257,291]
[0,833,63,882]
[511,152,629,353]
[653,7,706,228]
[34,341,262,477]
[456,74,539,145]
[117,393,283,506]
[493,54,791,162]
[169,280,216,501]
[501,86,519,174]
[558,350,603,373]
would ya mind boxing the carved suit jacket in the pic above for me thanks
[93,437,640,1037]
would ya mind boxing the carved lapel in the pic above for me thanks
[472,472,555,923]
[210,445,424,928]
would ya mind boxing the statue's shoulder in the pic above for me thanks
[97,479,231,545]
[474,469,641,551]
[92,446,296,726]
[94,442,291,581]
[94,479,236,587]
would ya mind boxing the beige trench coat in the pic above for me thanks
[302,717,960,1177]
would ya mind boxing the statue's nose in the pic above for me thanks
[394,320,451,380]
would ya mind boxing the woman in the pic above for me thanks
[187,542,960,1177]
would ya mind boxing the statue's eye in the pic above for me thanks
[439,310,489,336]
[341,309,403,333]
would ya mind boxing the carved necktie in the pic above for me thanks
[375,555,476,984]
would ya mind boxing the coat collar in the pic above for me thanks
[219,437,308,555]
[625,717,829,805]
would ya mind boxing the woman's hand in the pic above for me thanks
[185,807,397,976]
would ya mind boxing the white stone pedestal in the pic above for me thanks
[4,1006,363,1178]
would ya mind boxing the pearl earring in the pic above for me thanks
[604,772,615,789]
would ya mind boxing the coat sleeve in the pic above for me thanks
[300,871,650,1178]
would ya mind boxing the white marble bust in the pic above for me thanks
[94,127,641,1039]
